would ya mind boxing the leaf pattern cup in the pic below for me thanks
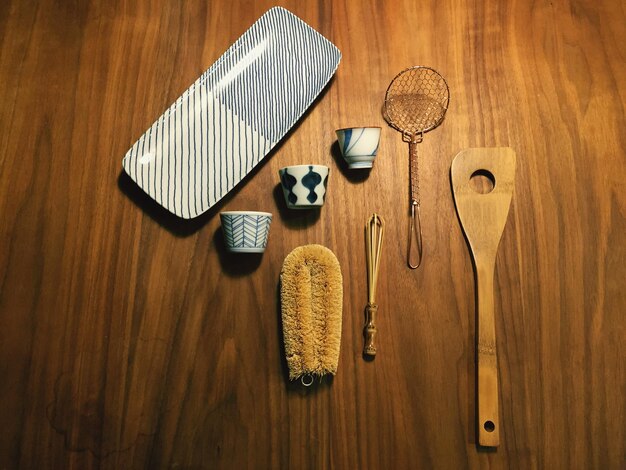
[335,127,381,169]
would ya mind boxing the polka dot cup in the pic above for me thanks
[278,165,330,209]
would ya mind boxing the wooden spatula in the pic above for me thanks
[451,147,516,447]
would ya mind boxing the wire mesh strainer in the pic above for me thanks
[383,66,449,268]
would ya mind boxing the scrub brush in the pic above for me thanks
[280,244,343,386]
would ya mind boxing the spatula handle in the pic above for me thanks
[476,259,500,446]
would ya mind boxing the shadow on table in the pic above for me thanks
[330,141,371,184]
[211,226,264,276]
[272,184,321,229]
[117,171,219,237]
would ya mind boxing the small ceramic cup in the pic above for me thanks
[335,127,381,169]
[278,165,330,209]
[220,211,273,253]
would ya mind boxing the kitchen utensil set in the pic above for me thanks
[121,7,516,447]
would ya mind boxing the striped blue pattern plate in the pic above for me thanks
[122,7,341,219]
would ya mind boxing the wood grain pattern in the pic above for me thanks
[0,0,624,468]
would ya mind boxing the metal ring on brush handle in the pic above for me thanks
[300,374,314,387]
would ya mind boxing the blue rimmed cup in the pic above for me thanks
[278,165,330,209]
[219,211,273,253]
[335,127,381,169]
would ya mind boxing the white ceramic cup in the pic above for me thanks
[278,165,330,209]
[219,211,273,253]
[335,127,381,169]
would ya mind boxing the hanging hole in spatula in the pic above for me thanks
[469,169,496,194]
[483,420,496,432]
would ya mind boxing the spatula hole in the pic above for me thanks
[484,420,495,432]
[470,169,495,194]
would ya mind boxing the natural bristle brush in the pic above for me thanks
[280,244,343,386]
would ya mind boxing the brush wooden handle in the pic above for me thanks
[364,303,378,356]
[476,256,499,446]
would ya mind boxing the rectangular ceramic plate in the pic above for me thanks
[122,7,341,219]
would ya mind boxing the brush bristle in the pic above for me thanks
[280,244,343,381]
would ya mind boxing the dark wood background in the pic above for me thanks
[1,0,624,468]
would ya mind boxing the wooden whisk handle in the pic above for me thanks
[364,303,378,356]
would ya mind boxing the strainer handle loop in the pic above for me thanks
[408,138,422,268]
[408,201,423,269]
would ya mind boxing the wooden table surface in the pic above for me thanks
[1,0,624,468]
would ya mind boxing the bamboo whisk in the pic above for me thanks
[364,213,385,356]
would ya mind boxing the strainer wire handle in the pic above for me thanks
[408,138,423,269]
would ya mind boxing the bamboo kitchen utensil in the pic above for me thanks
[451,147,516,447]
[383,66,449,268]
[364,214,385,356]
